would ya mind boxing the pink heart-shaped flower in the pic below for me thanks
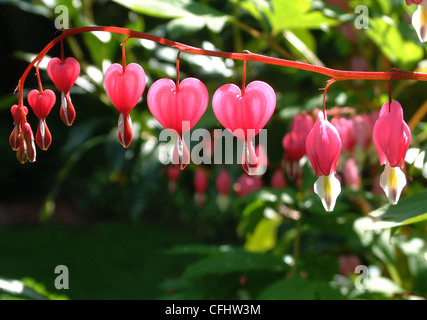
[47,57,80,93]
[147,78,209,135]
[147,77,208,170]
[27,89,56,119]
[212,81,276,141]
[212,81,276,174]
[104,63,146,115]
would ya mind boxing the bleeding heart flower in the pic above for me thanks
[19,122,36,163]
[343,158,361,190]
[331,117,356,154]
[9,104,28,151]
[147,77,208,170]
[216,168,232,211]
[216,169,231,195]
[282,113,314,178]
[373,101,411,204]
[104,62,146,148]
[234,174,263,197]
[47,57,80,126]
[306,111,342,212]
[212,81,276,175]
[194,168,209,206]
[352,114,372,150]
[27,89,56,150]
[271,169,287,189]
[167,166,180,194]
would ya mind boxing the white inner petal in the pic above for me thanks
[61,92,69,125]
[314,173,341,212]
[379,164,407,205]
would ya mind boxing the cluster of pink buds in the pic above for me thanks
[9,55,80,163]
[303,100,411,212]
[9,105,36,164]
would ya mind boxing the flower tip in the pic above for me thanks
[314,173,341,212]
[380,164,407,205]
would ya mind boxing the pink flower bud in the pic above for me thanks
[338,255,362,277]
[406,0,423,6]
[343,158,361,190]
[167,166,180,194]
[306,111,342,212]
[194,168,209,206]
[234,174,263,197]
[373,101,411,204]
[306,112,342,177]
[282,114,314,162]
[194,168,208,194]
[21,122,36,162]
[216,169,231,195]
[331,117,356,154]
[352,114,372,149]
[271,169,287,189]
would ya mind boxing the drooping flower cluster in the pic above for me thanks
[299,102,411,212]
[10,33,414,213]
[9,55,81,163]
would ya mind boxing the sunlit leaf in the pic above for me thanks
[368,190,427,229]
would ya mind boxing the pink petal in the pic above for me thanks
[147,78,208,135]
[104,63,146,114]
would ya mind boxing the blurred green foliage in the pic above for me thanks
[1,0,427,300]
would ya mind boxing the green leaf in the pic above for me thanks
[244,210,283,253]
[258,276,345,300]
[181,249,288,278]
[367,190,427,229]
[365,17,423,69]
[113,0,230,33]
[270,0,340,31]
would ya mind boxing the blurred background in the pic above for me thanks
[0,0,426,300]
